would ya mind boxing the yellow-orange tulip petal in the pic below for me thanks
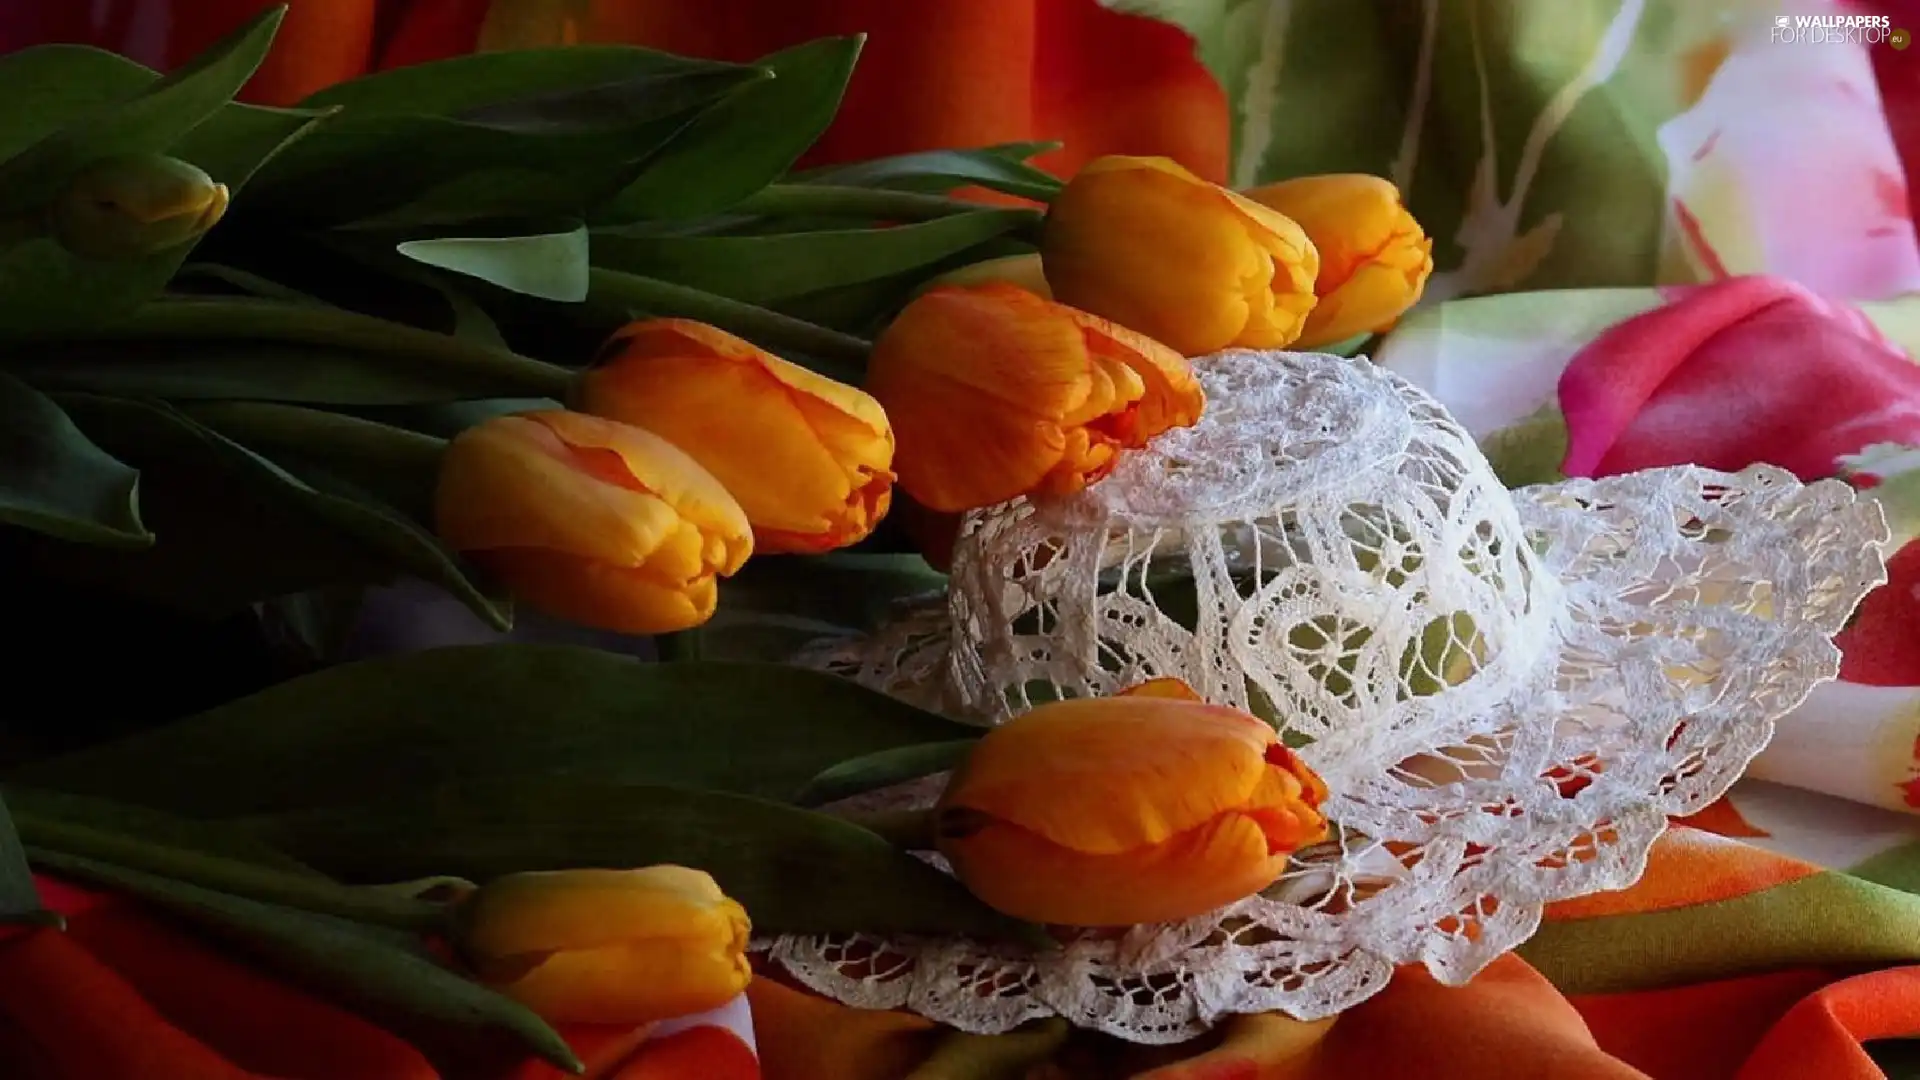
[580,319,895,554]
[1119,677,1205,701]
[936,695,1329,926]
[456,867,752,1027]
[926,253,1052,298]
[1041,155,1320,356]
[943,796,1293,927]
[867,283,1204,513]
[434,411,751,634]
[1244,174,1433,349]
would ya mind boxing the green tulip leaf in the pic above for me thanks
[0,791,53,927]
[597,36,863,221]
[170,99,337,190]
[701,552,948,662]
[398,226,590,303]
[232,237,519,348]
[14,647,979,816]
[175,262,336,306]
[36,395,507,629]
[7,340,544,405]
[245,778,1041,942]
[443,67,763,137]
[0,372,148,547]
[772,275,922,336]
[982,141,1061,162]
[7,787,321,876]
[586,267,873,368]
[299,44,748,117]
[350,399,563,440]
[16,294,571,403]
[27,848,582,1077]
[0,7,282,214]
[0,46,152,161]
[254,54,767,227]
[794,741,978,808]
[793,147,1064,201]
[592,210,1034,304]
[721,553,946,632]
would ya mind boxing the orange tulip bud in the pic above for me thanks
[866,283,1205,513]
[580,320,896,555]
[1041,155,1320,356]
[1243,174,1433,349]
[935,693,1329,926]
[454,866,752,1027]
[434,411,751,634]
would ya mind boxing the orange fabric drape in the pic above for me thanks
[378,0,1229,183]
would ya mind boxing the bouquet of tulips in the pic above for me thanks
[0,6,1430,1071]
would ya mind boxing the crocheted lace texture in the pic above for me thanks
[762,350,1889,1043]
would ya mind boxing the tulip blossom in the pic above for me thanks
[434,411,752,634]
[935,686,1329,926]
[1244,174,1433,349]
[866,283,1205,513]
[454,866,752,1027]
[1041,154,1320,356]
[580,319,895,554]
[49,154,229,261]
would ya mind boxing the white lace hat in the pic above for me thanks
[763,349,1891,1044]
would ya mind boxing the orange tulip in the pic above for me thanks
[935,687,1330,926]
[579,320,895,555]
[455,866,752,1027]
[925,254,1052,298]
[866,283,1204,513]
[1244,174,1434,349]
[434,411,751,634]
[1041,155,1320,356]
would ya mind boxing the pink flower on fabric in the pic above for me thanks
[1659,17,1920,299]
[1558,275,1920,481]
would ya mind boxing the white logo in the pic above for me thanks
[1770,12,1895,44]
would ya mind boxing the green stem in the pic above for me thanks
[654,630,704,662]
[70,297,576,400]
[181,401,449,476]
[830,807,939,851]
[17,815,447,934]
[588,267,870,366]
[734,184,1041,223]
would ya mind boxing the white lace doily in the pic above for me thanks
[762,350,1890,1043]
